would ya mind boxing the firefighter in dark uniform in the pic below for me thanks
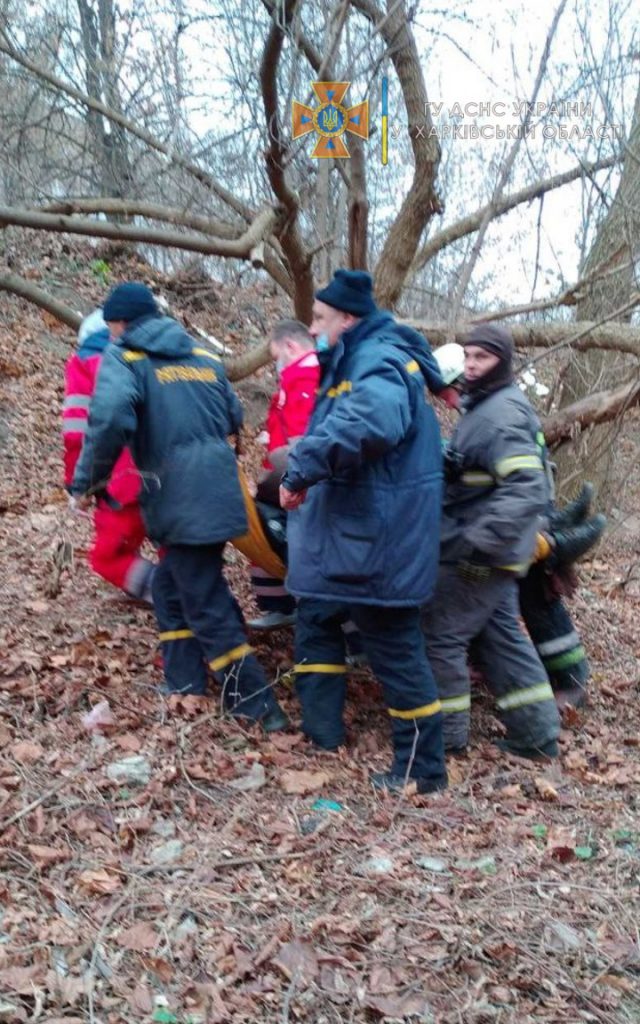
[432,343,605,711]
[422,324,561,758]
[71,282,287,731]
[280,269,447,795]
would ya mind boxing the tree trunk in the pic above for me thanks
[76,0,132,209]
[348,139,368,269]
[315,160,331,283]
[554,78,640,503]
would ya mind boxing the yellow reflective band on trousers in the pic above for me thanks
[159,629,194,642]
[495,455,543,478]
[388,700,442,720]
[496,681,554,711]
[209,643,253,673]
[294,663,347,674]
[440,694,471,714]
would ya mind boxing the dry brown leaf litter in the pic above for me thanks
[0,237,639,1023]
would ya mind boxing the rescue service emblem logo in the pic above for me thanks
[292,81,369,159]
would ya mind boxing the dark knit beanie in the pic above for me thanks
[103,282,159,323]
[464,323,514,364]
[315,269,377,317]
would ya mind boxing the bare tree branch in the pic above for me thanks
[40,197,242,236]
[525,294,640,367]
[0,30,252,222]
[352,0,441,309]
[470,256,637,323]
[259,0,322,70]
[37,197,294,294]
[225,341,271,382]
[404,316,640,358]
[0,205,279,262]
[316,0,350,83]
[0,271,83,329]
[410,154,619,274]
[543,379,640,446]
[0,268,271,378]
[447,0,569,331]
[259,0,314,320]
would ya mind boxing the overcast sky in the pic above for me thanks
[402,0,635,308]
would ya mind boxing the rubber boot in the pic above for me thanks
[549,482,594,532]
[550,514,606,566]
[495,737,559,760]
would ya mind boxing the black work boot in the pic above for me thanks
[550,513,606,566]
[495,737,559,760]
[370,771,448,795]
[261,705,290,733]
[549,482,594,532]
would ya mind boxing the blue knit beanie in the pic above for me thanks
[316,269,376,317]
[103,282,159,322]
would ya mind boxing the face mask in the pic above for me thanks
[275,356,287,376]
[315,332,330,353]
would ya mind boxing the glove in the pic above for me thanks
[438,386,461,411]
[456,558,493,584]
[533,532,553,562]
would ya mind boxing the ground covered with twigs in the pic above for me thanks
[1,241,640,1024]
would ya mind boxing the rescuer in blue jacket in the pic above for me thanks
[280,270,447,795]
[71,282,286,731]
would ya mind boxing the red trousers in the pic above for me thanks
[90,502,149,594]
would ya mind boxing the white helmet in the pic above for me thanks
[78,308,107,345]
[434,342,465,386]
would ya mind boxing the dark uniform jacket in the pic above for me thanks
[441,383,549,575]
[283,311,443,606]
[72,314,246,545]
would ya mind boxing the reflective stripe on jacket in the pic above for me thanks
[62,316,140,506]
[440,383,549,575]
[72,315,246,545]
[284,311,442,606]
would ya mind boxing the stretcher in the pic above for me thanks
[231,467,287,579]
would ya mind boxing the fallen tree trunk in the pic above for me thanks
[0,272,82,330]
[0,206,278,262]
[542,379,640,446]
[0,267,270,378]
[404,315,640,358]
[2,271,637,443]
[225,341,271,382]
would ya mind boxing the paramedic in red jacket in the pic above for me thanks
[63,309,155,601]
[248,319,319,629]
